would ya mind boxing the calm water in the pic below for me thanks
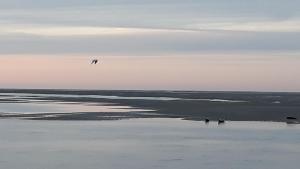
[0,118,300,169]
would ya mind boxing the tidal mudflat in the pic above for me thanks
[1,89,300,122]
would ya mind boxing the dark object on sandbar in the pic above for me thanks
[287,116,297,120]
[205,118,210,124]
[218,119,225,125]
[286,116,298,124]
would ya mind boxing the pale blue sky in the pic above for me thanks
[0,0,299,55]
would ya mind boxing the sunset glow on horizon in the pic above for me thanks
[1,54,300,92]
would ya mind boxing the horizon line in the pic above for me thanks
[1,88,300,94]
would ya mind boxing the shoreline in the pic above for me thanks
[1,89,300,122]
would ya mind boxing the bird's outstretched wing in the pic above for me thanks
[91,59,98,64]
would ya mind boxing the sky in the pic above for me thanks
[0,0,300,91]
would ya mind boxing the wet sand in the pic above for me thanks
[1,89,300,122]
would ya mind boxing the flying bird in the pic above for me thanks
[91,59,98,64]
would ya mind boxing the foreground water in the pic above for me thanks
[0,118,300,169]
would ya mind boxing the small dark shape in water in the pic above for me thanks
[286,116,297,120]
[286,116,298,124]
[205,118,210,124]
[218,119,225,125]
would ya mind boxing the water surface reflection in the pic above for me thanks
[0,118,299,169]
